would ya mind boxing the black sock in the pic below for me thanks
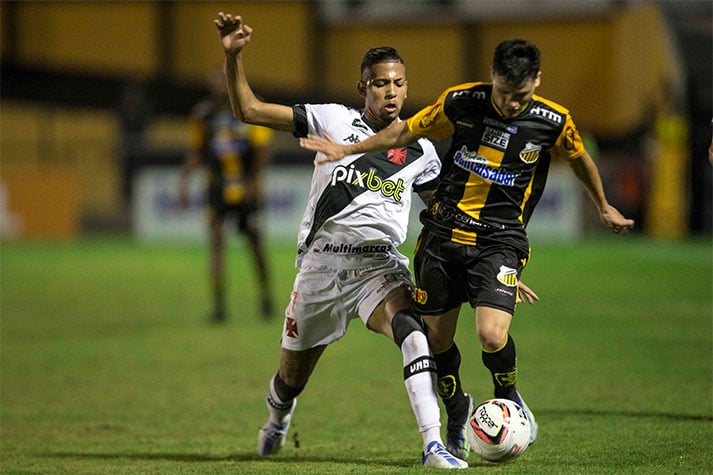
[434,343,468,419]
[482,334,518,400]
[273,373,304,403]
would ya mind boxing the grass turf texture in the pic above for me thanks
[1,235,711,474]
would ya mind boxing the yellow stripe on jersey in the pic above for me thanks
[456,145,505,219]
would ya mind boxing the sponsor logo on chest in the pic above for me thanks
[331,164,405,201]
[482,126,511,151]
[453,146,519,187]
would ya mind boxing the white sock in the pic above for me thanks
[400,331,444,451]
[266,375,295,426]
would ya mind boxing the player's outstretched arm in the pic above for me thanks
[569,152,635,235]
[300,120,418,163]
[215,12,294,132]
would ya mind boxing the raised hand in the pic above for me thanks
[214,12,252,56]
[299,134,348,164]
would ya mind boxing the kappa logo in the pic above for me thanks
[343,133,360,144]
[519,141,541,164]
[351,118,369,131]
[387,147,407,165]
[497,265,518,287]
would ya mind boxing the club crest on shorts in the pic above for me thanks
[284,317,299,337]
[497,265,518,287]
[413,287,428,305]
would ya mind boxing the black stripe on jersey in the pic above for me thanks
[521,157,551,226]
[292,104,309,138]
[304,142,425,248]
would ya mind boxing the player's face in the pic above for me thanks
[361,61,408,127]
[490,71,541,118]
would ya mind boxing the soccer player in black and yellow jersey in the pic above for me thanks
[301,38,634,459]
[178,67,274,323]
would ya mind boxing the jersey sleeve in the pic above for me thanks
[413,139,442,192]
[248,125,274,147]
[406,88,455,141]
[292,103,347,138]
[551,114,586,161]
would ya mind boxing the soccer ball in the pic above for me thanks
[467,398,531,463]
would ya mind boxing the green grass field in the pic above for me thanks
[1,235,711,474]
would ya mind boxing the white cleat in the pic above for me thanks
[422,441,469,469]
[257,400,296,456]
[513,391,538,445]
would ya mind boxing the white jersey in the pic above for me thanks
[292,103,441,267]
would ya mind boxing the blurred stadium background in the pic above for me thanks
[1,0,711,244]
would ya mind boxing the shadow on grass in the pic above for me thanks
[42,451,415,468]
[39,410,711,468]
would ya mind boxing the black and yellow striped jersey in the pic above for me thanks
[189,101,273,205]
[406,82,585,251]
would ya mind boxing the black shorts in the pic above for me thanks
[412,228,528,316]
[208,186,262,238]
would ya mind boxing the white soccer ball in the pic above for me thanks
[467,398,531,463]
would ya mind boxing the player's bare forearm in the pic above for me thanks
[569,153,634,235]
[215,13,294,132]
[301,121,416,164]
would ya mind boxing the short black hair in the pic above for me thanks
[360,46,404,81]
[492,39,541,85]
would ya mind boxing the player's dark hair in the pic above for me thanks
[492,39,540,85]
[361,46,404,81]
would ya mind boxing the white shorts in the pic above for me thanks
[280,251,413,351]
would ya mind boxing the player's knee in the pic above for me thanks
[478,329,508,352]
[391,311,424,348]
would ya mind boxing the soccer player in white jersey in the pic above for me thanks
[214,12,467,468]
